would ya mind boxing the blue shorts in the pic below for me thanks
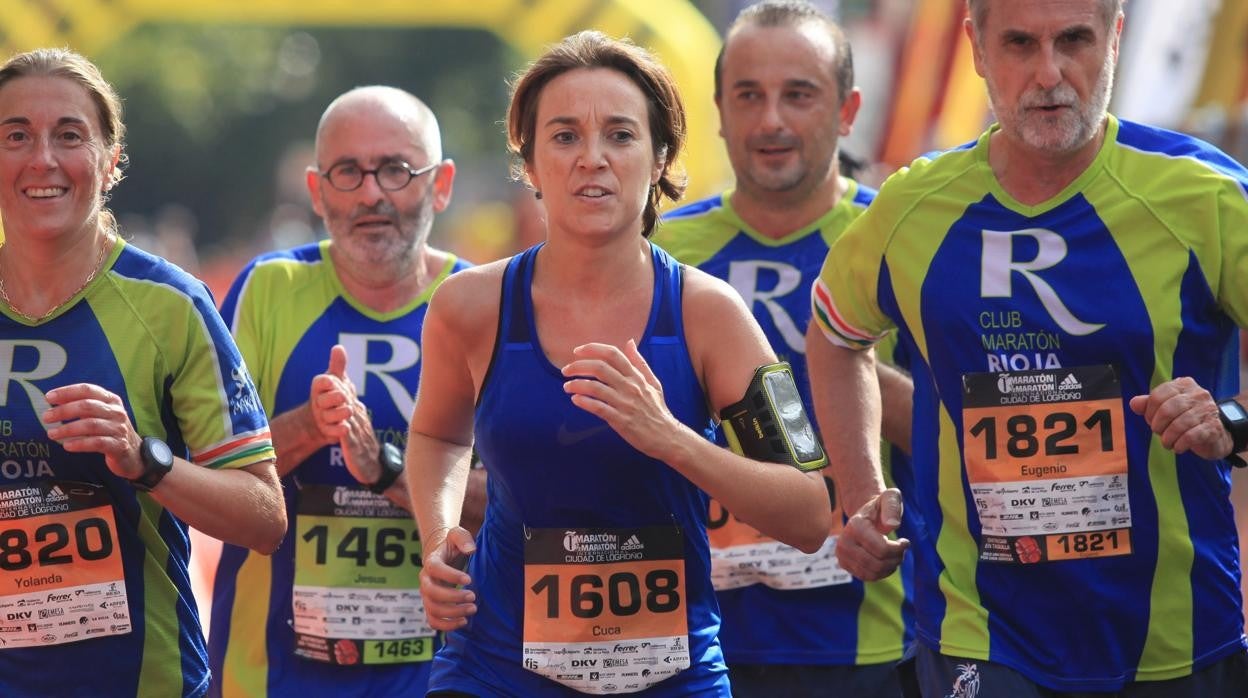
[727,658,918,698]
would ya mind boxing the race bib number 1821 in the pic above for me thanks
[962,365,1132,564]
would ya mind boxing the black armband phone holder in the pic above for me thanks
[720,362,828,472]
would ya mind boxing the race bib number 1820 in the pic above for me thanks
[0,481,129,649]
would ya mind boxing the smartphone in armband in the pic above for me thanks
[720,362,828,472]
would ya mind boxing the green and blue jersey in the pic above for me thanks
[208,240,467,697]
[655,184,915,668]
[813,116,1248,691]
[0,239,273,697]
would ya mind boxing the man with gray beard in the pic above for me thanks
[806,0,1248,696]
[207,86,485,697]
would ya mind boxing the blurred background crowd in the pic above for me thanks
[4,0,1246,293]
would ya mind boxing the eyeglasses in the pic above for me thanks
[319,160,439,192]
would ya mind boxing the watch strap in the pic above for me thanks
[131,436,174,492]
[1217,399,1248,459]
[369,442,405,494]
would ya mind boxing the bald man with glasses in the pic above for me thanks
[207,86,484,698]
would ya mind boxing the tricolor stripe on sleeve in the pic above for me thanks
[191,427,275,470]
[811,278,883,350]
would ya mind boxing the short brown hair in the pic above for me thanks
[506,30,686,238]
[715,0,854,103]
[0,47,126,191]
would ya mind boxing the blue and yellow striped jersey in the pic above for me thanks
[813,116,1248,691]
[208,240,468,697]
[0,239,273,697]
[655,184,915,668]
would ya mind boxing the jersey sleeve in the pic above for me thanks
[810,205,895,350]
[1217,181,1248,329]
[218,257,275,414]
[173,280,274,470]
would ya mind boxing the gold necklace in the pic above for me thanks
[0,234,113,323]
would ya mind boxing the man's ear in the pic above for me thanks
[431,159,456,214]
[306,166,326,218]
[838,88,862,137]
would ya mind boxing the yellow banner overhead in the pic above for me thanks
[0,0,728,200]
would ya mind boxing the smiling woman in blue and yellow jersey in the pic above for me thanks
[0,238,276,696]
[0,48,282,698]
[656,184,917,676]
[812,113,1248,691]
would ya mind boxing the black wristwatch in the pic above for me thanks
[369,442,405,494]
[1216,399,1248,468]
[131,436,175,491]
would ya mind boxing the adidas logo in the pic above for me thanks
[45,486,68,502]
[1059,374,1082,390]
[621,535,644,551]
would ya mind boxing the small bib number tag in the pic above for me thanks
[706,475,849,590]
[292,484,432,665]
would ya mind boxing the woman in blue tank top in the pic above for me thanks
[406,30,832,697]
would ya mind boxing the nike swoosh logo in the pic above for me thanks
[556,423,609,446]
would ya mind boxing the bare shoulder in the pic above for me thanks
[681,264,755,321]
[426,258,509,354]
[428,257,509,335]
[679,265,775,409]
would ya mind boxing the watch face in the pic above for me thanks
[382,442,404,468]
[148,438,174,466]
[1223,401,1248,422]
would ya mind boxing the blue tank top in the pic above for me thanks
[427,243,729,696]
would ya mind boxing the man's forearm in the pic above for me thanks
[269,404,331,476]
[806,323,886,513]
[878,362,914,455]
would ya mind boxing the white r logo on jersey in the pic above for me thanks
[0,340,66,428]
[980,228,1104,336]
[727,260,806,353]
[337,333,421,419]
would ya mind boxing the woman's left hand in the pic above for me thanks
[561,339,683,461]
[42,383,144,480]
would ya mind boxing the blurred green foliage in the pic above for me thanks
[96,25,517,254]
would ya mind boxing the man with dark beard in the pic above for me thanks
[808,0,1248,696]
[207,86,484,697]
